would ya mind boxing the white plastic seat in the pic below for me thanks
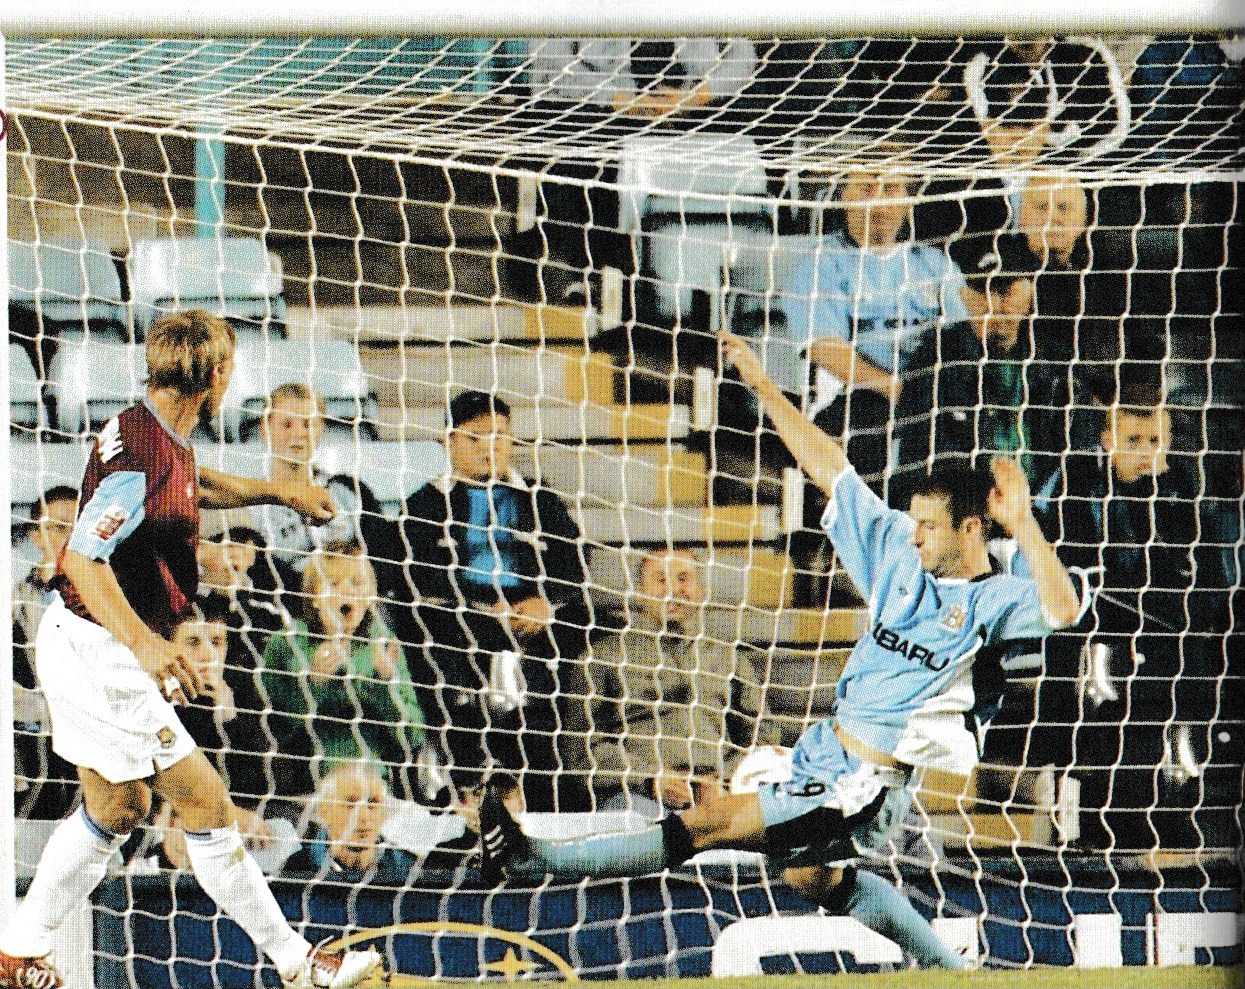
[618,134,775,324]
[8,241,127,336]
[45,339,146,437]
[9,344,47,434]
[128,236,285,339]
[220,337,377,442]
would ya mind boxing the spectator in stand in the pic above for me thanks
[11,486,80,820]
[132,602,293,875]
[1018,177,1125,364]
[898,234,1053,495]
[781,167,969,490]
[1016,176,1137,464]
[251,383,392,598]
[775,165,967,602]
[172,600,275,808]
[963,37,1130,161]
[281,763,415,886]
[1128,34,1243,165]
[377,390,591,812]
[573,548,781,818]
[260,542,427,802]
[1034,368,1232,851]
[515,39,757,305]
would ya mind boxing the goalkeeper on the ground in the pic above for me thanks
[479,331,1087,969]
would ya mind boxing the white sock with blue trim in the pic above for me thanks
[0,806,123,958]
[183,826,311,978]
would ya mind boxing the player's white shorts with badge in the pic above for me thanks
[36,595,196,783]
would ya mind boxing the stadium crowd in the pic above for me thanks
[9,33,1241,879]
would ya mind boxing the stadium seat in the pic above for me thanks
[9,344,46,435]
[221,337,378,442]
[618,134,776,327]
[195,438,448,517]
[314,438,447,516]
[45,339,147,438]
[127,236,286,339]
[725,234,822,394]
[8,240,127,338]
[9,438,92,522]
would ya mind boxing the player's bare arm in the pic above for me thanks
[197,464,334,523]
[59,550,204,702]
[988,457,1082,629]
[807,337,903,405]
[719,331,848,496]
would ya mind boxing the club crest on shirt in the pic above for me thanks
[93,505,128,541]
[939,603,968,633]
[157,726,177,749]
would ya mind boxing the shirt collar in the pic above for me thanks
[142,397,192,450]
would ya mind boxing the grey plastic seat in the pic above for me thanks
[221,337,378,442]
[724,234,822,394]
[10,439,92,520]
[128,236,286,339]
[618,134,776,325]
[46,339,146,437]
[8,240,127,338]
[195,438,446,517]
[9,343,46,434]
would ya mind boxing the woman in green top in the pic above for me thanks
[260,541,426,798]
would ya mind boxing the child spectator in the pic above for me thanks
[260,542,427,802]
[251,383,393,597]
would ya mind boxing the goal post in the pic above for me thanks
[3,27,1242,985]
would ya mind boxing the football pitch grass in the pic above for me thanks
[497,966,1243,989]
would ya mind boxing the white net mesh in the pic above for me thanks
[6,34,1243,984]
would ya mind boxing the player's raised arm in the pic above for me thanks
[197,464,335,524]
[719,331,848,495]
[988,457,1083,629]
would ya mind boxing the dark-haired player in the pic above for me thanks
[479,331,1086,970]
[0,311,381,988]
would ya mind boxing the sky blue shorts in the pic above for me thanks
[756,723,913,868]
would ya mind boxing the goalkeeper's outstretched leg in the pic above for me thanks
[478,729,968,970]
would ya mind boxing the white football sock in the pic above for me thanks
[183,826,311,978]
[0,806,123,958]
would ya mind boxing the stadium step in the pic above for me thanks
[742,607,869,647]
[923,812,1055,852]
[362,346,615,406]
[288,302,596,344]
[374,400,690,443]
[575,504,781,546]
[513,445,707,509]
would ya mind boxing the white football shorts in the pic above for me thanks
[36,595,196,783]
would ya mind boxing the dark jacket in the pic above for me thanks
[1036,451,1231,635]
[898,319,1065,486]
[383,474,588,612]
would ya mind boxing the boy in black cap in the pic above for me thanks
[379,390,591,812]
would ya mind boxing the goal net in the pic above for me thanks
[4,33,1242,985]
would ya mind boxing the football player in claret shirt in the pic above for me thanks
[479,331,1087,971]
[0,311,382,989]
